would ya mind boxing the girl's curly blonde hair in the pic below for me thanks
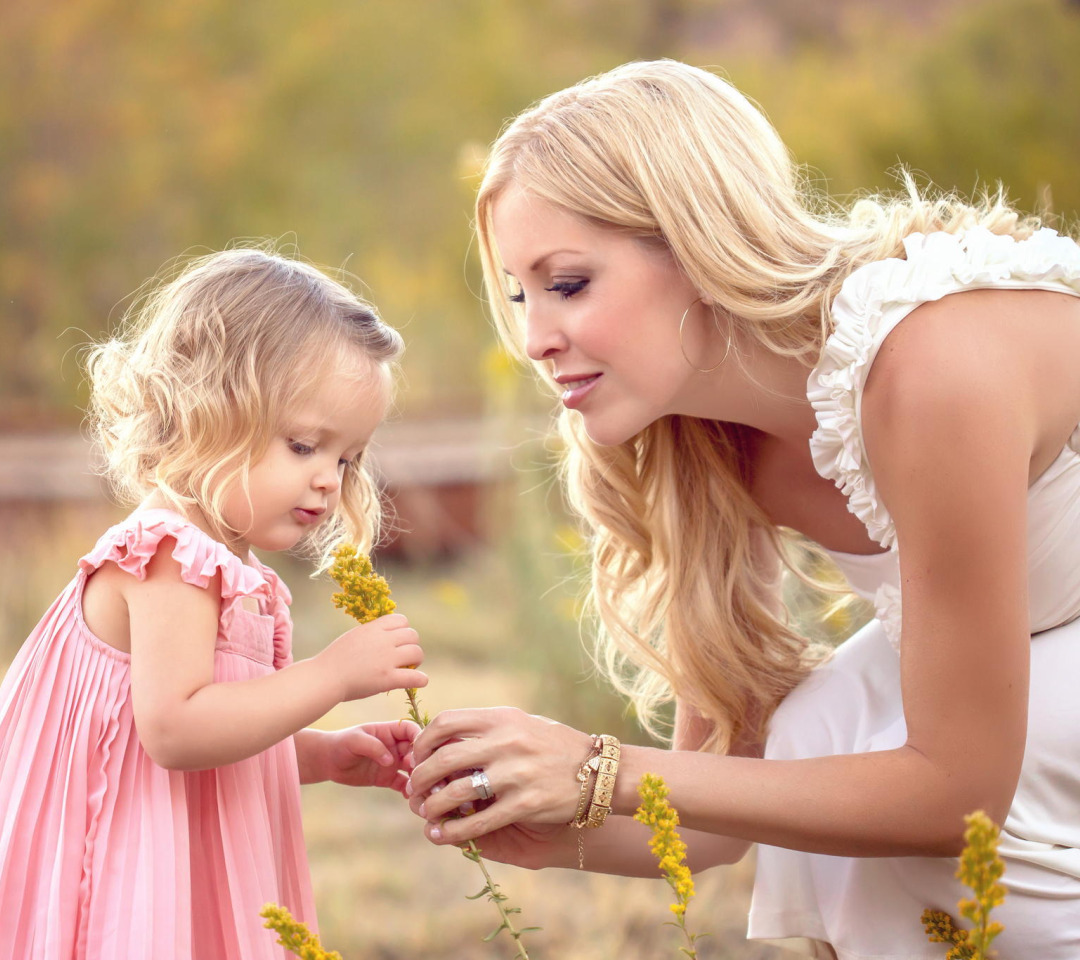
[85,245,403,562]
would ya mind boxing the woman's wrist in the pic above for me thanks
[608,742,663,817]
[565,733,622,869]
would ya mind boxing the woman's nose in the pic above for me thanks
[524,307,569,362]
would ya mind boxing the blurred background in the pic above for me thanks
[2,1,1079,956]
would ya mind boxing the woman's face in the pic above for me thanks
[491,184,723,446]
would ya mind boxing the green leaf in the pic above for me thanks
[481,922,509,942]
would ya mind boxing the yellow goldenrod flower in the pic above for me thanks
[957,811,1006,956]
[482,343,518,410]
[920,811,1006,960]
[433,578,469,611]
[920,908,974,959]
[553,523,585,555]
[259,904,342,960]
[327,544,429,726]
[634,772,705,958]
[328,544,396,625]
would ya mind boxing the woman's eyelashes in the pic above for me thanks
[507,278,589,304]
[545,279,588,299]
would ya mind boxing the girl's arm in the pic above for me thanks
[411,291,1063,859]
[124,544,426,771]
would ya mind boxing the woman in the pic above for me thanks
[407,60,1080,958]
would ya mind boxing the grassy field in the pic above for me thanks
[1,498,799,959]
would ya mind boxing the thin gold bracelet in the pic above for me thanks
[571,734,601,829]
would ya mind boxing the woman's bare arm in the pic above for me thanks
[411,292,1048,859]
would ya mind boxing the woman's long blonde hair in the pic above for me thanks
[85,245,404,562]
[476,59,1041,752]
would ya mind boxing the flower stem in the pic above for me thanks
[461,840,534,959]
[328,544,536,956]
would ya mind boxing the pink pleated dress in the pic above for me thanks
[0,508,316,959]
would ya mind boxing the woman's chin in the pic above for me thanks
[578,413,650,448]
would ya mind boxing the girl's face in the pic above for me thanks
[491,184,722,446]
[221,357,390,555]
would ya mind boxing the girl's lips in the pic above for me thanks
[292,507,325,525]
[560,374,601,409]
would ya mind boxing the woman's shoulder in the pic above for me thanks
[808,226,1080,548]
[822,227,1080,388]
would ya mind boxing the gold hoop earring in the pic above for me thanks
[678,297,731,373]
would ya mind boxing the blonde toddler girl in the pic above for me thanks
[0,247,426,959]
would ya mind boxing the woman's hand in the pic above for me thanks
[451,821,575,870]
[298,721,420,795]
[407,706,594,846]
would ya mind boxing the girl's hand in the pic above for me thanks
[407,706,593,846]
[318,613,426,702]
[315,721,420,795]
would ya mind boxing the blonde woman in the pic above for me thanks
[0,248,426,958]
[407,60,1080,957]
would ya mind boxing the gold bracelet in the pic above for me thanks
[569,735,603,868]
[570,734,601,828]
[584,734,620,830]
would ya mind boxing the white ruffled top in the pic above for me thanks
[806,226,1080,650]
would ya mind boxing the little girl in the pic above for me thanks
[0,248,427,959]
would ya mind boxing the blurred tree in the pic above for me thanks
[1,0,1077,428]
[725,0,1080,223]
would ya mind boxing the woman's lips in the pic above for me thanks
[560,374,601,409]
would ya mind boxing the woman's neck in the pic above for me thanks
[677,343,819,451]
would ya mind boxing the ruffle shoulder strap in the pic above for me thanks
[807,226,1080,549]
[79,508,278,603]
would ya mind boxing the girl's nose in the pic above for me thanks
[314,462,342,493]
[524,307,570,362]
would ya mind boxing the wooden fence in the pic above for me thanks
[0,419,547,559]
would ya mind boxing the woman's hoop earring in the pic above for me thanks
[678,297,732,373]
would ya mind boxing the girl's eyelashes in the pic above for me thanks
[289,438,363,466]
[544,279,588,299]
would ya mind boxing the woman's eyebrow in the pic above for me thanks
[503,249,586,276]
